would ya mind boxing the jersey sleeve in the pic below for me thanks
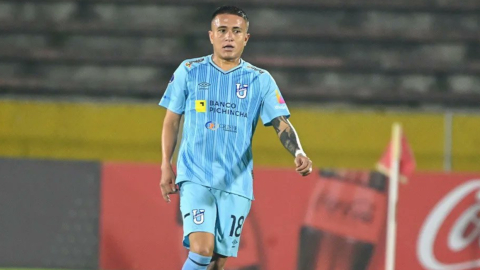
[259,73,290,126]
[159,62,188,114]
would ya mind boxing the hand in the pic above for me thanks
[160,165,178,203]
[295,154,313,176]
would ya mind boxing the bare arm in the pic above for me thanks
[271,116,303,156]
[161,109,182,168]
[271,116,313,176]
[160,109,182,202]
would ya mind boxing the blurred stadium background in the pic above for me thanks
[1,0,479,270]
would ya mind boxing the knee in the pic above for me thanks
[189,242,214,257]
[188,232,215,256]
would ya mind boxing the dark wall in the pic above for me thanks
[0,158,101,269]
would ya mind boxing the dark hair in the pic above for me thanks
[211,6,249,27]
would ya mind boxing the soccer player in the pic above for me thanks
[159,6,313,270]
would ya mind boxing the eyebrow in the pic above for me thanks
[217,26,243,30]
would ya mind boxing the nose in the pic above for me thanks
[225,30,234,40]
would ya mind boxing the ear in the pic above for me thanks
[244,33,250,46]
[208,30,214,45]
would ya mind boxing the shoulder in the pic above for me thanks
[173,56,208,81]
[243,61,275,82]
[243,61,268,76]
[181,56,209,70]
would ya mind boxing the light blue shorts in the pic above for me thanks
[179,181,252,257]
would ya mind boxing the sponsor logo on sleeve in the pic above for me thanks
[246,65,265,74]
[275,89,285,104]
[185,58,205,68]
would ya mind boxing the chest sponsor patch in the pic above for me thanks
[195,100,206,112]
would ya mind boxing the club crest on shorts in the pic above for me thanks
[236,83,248,99]
[192,209,205,225]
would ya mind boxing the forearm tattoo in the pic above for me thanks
[271,116,301,156]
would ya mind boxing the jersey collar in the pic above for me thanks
[208,54,244,74]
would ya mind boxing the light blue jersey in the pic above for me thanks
[159,55,290,200]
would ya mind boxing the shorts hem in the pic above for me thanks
[213,248,237,258]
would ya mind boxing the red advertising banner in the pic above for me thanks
[100,163,317,270]
[100,163,480,270]
[99,163,182,270]
[303,177,386,243]
[394,172,480,270]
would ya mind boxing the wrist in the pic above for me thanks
[161,161,173,170]
[295,149,306,157]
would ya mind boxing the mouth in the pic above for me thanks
[222,45,235,51]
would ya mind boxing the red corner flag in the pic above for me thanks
[379,123,416,270]
[376,129,416,179]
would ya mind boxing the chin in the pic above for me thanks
[222,55,236,61]
[217,51,239,61]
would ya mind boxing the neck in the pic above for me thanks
[212,54,241,71]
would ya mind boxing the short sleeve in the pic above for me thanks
[159,62,188,114]
[259,73,290,126]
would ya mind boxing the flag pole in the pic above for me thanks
[385,123,402,270]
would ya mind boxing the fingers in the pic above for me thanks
[295,156,313,176]
[302,167,313,176]
[295,156,309,171]
[160,179,177,203]
[160,184,171,203]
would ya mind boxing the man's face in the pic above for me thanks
[209,14,250,61]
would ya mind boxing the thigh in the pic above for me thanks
[213,190,252,257]
[180,182,217,248]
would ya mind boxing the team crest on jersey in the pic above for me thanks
[236,83,248,99]
[192,209,205,225]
